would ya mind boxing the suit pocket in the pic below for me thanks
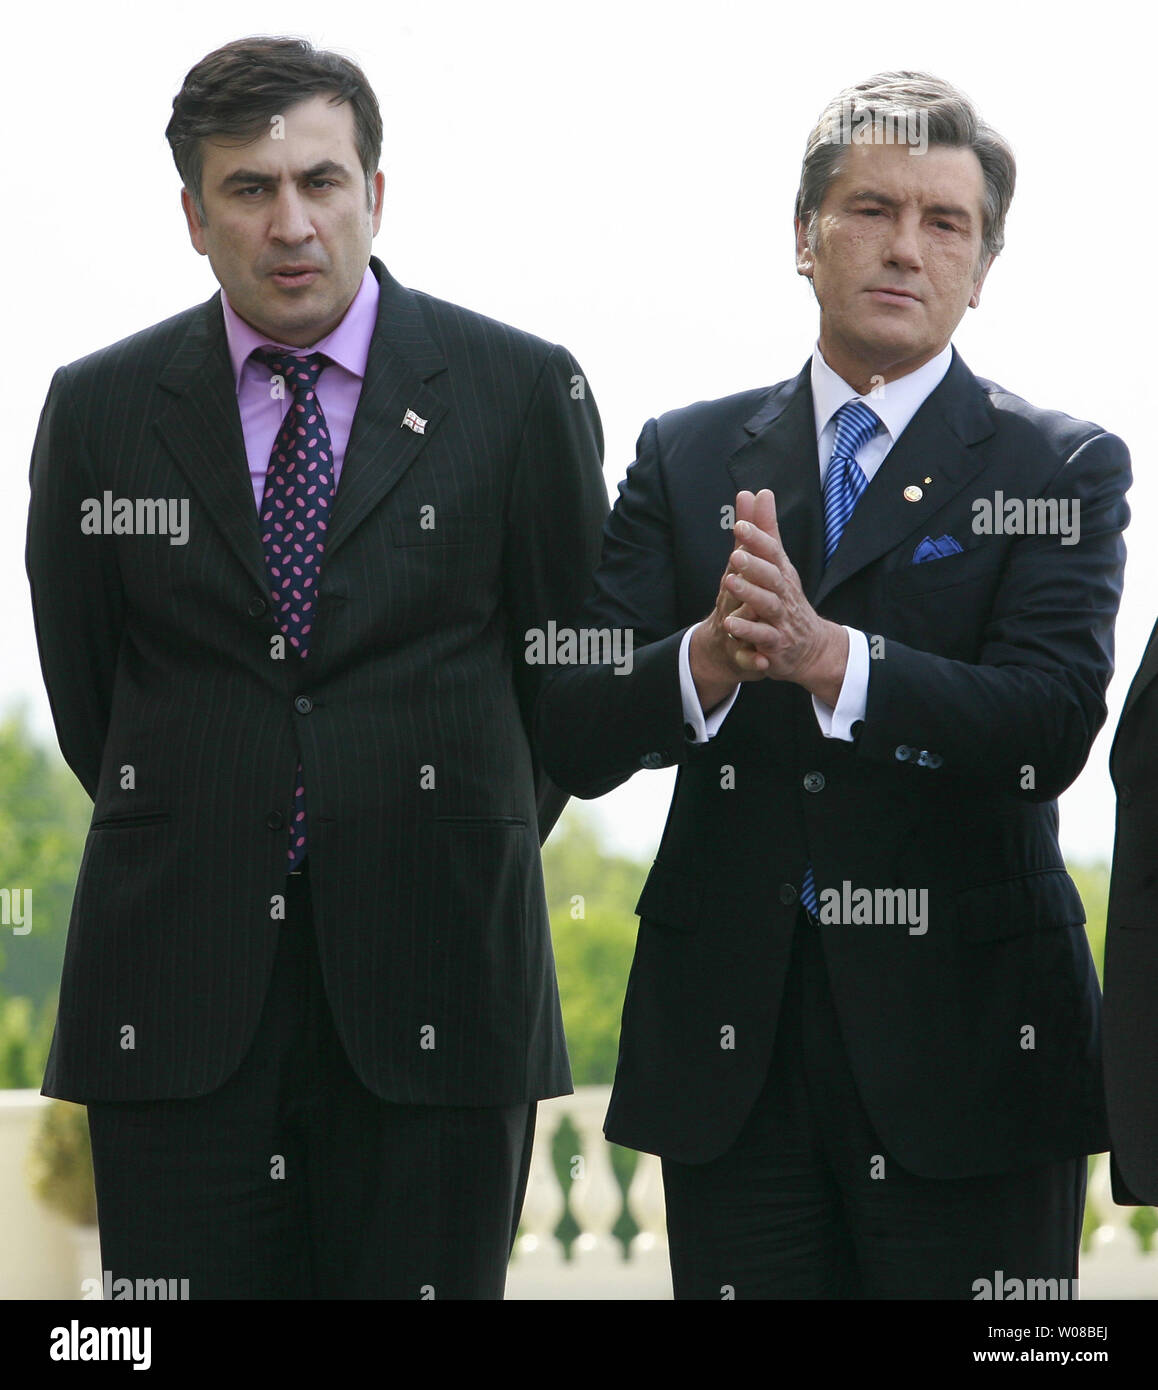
[433,814,528,827]
[90,811,172,830]
[887,544,996,596]
[391,514,494,547]
[634,860,707,932]
[956,867,1086,943]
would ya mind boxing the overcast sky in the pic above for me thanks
[8,1,1152,865]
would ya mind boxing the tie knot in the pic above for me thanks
[252,348,329,395]
[830,399,879,463]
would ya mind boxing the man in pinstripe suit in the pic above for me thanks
[25,36,606,1299]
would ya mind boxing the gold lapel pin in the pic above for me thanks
[903,485,923,502]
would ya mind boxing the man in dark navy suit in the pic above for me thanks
[536,72,1129,1298]
[26,36,607,1298]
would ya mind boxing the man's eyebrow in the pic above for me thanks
[847,189,899,207]
[845,189,974,221]
[219,160,353,188]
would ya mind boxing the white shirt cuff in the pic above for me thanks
[811,627,868,741]
[679,623,740,743]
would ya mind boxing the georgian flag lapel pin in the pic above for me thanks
[402,408,427,434]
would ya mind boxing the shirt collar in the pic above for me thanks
[810,341,954,445]
[220,264,379,390]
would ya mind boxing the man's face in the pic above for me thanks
[795,139,992,389]
[181,94,384,346]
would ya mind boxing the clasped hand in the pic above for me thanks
[688,489,848,710]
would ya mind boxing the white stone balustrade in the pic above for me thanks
[1,1087,1155,1299]
[507,1087,1158,1300]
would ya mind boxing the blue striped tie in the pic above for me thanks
[801,399,880,917]
[822,399,879,562]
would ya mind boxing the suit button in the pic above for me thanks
[247,597,268,617]
[895,745,912,762]
[294,696,314,715]
[640,752,665,769]
[779,883,798,905]
[926,752,943,769]
[803,771,825,793]
[267,811,284,830]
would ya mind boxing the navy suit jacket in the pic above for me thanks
[536,349,1128,1176]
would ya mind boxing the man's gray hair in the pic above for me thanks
[795,71,1015,274]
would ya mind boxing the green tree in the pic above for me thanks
[1070,860,1110,984]
[0,704,90,1087]
[543,807,646,1086]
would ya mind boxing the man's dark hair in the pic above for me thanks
[166,35,383,221]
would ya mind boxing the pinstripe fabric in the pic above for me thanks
[85,867,537,1297]
[26,256,608,1106]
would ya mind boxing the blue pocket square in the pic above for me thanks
[912,534,964,565]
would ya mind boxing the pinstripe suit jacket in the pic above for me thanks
[26,255,607,1105]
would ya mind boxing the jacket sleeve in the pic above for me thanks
[533,415,701,800]
[855,429,1131,801]
[25,365,125,801]
[503,344,609,840]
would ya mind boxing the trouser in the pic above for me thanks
[661,908,1086,1299]
[87,862,536,1299]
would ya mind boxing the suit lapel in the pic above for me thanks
[727,364,826,599]
[154,257,448,587]
[1119,617,1158,724]
[813,350,995,608]
[155,300,270,597]
[324,257,448,560]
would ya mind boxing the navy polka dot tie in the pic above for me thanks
[252,348,336,870]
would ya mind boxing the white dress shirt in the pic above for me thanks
[679,342,954,743]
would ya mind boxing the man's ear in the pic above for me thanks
[795,216,815,280]
[968,253,995,309]
[181,188,208,256]
[370,170,385,237]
